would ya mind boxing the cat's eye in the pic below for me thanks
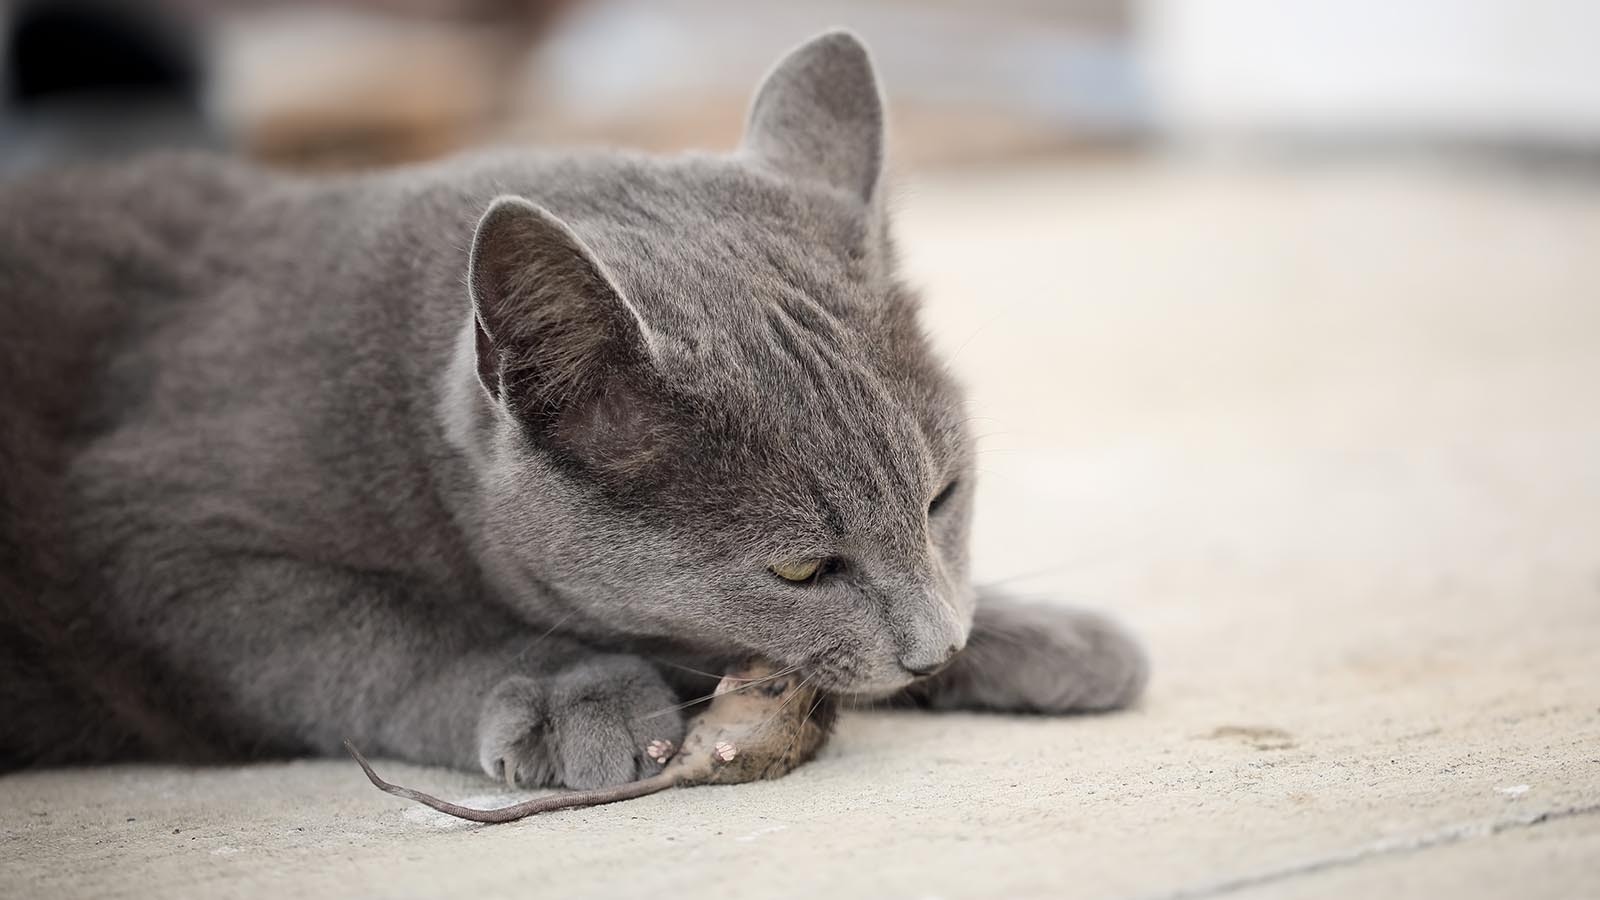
[928,479,959,516]
[771,558,824,583]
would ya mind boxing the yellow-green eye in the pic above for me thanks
[771,558,823,583]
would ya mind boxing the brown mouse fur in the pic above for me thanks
[347,661,836,823]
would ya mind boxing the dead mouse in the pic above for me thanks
[346,661,837,823]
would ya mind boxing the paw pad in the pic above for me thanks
[646,739,676,763]
[714,740,738,762]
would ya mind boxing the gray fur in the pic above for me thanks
[0,31,1145,786]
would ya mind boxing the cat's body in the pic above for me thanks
[0,33,1146,786]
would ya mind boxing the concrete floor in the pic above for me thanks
[4,159,1598,899]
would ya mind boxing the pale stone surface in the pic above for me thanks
[4,159,1598,898]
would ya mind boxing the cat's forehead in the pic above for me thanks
[567,157,928,413]
[544,155,968,524]
[594,154,868,228]
[562,157,871,283]
[648,291,966,543]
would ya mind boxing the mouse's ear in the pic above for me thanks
[468,195,664,471]
[740,30,885,205]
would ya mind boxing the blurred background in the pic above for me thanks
[4,0,1599,169]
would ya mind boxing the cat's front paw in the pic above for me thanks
[906,601,1148,714]
[997,605,1148,712]
[477,655,686,789]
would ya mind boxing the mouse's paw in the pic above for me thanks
[714,740,737,762]
[646,739,676,764]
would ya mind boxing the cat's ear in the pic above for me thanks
[468,196,661,466]
[741,30,885,204]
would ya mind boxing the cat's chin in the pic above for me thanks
[837,683,913,704]
[801,662,917,699]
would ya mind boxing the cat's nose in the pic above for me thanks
[900,643,961,677]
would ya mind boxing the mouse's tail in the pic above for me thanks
[344,741,676,824]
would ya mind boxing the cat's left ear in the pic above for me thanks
[740,30,885,205]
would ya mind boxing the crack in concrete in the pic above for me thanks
[1142,800,1600,900]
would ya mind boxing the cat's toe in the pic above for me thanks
[473,672,563,784]
[547,656,686,789]
[476,657,687,789]
[477,675,560,786]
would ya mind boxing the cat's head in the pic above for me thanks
[458,31,974,696]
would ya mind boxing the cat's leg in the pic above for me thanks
[895,590,1148,713]
[114,551,685,788]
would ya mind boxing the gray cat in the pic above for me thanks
[0,32,1145,786]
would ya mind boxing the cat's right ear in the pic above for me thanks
[468,196,659,461]
[741,30,885,205]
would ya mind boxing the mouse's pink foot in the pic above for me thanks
[714,740,738,762]
[646,739,676,764]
